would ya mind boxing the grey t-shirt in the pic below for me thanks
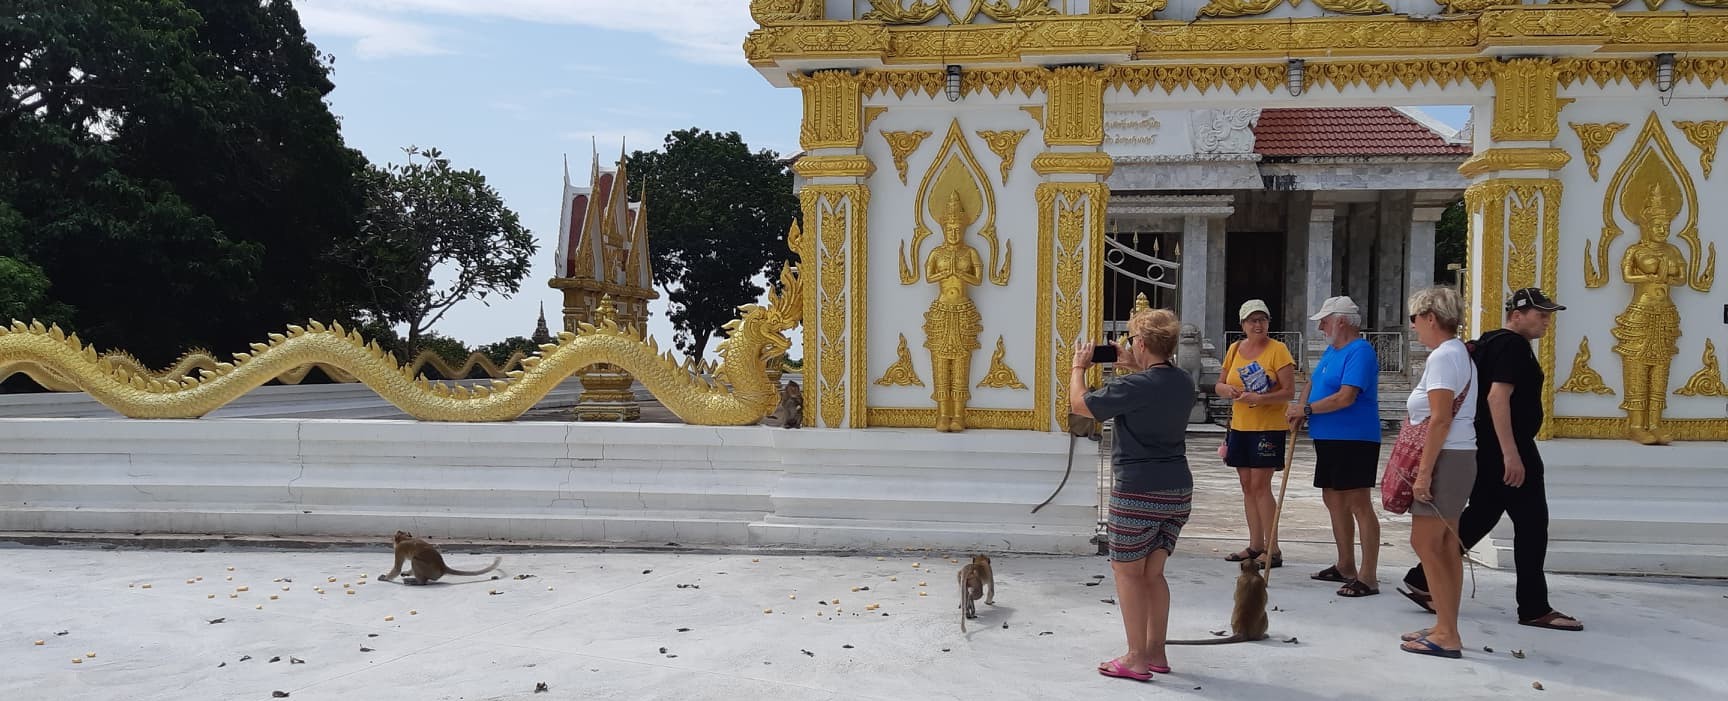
[1082,365,1194,492]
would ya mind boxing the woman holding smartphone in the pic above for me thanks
[1070,308,1193,682]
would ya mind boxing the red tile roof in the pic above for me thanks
[1253,107,1472,157]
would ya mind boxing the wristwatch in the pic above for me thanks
[1303,404,1313,418]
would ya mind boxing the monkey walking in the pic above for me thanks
[769,381,802,429]
[957,555,995,632]
[377,531,501,584]
[1167,559,1270,645]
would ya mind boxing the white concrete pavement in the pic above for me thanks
[3,543,1722,701]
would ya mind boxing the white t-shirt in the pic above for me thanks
[1408,338,1479,450]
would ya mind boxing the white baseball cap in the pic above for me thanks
[1309,296,1361,321]
[1238,299,1271,321]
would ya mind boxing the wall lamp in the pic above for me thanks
[1655,53,1676,105]
[1286,59,1306,97]
[946,65,962,102]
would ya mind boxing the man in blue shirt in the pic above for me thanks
[1288,296,1383,597]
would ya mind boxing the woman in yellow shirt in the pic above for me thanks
[1214,299,1297,567]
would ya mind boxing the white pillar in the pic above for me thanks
[1180,214,1209,341]
[1306,205,1336,333]
[1283,191,1313,330]
[1408,206,1444,302]
[1206,216,1228,346]
[1376,192,1414,331]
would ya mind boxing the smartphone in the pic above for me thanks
[1090,344,1118,364]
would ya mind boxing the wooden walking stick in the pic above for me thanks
[1262,394,1303,588]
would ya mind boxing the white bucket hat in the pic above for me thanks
[1309,296,1361,321]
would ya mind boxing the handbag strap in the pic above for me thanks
[1222,341,1239,383]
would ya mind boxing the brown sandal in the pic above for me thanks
[1519,611,1583,631]
[1225,547,1262,562]
[1337,579,1380,597]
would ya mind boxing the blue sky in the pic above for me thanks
[298,1,1468,357]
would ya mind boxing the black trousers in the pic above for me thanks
[1403,447,1553,622]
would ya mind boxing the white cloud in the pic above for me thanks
[297,4,450,59]
[305,0,754,65]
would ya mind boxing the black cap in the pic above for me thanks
[1505,287,1565,312]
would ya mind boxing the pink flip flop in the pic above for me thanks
[1147,663,1172,674]
[1097,659,1152,681]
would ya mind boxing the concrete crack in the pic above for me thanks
[286,421,307,503]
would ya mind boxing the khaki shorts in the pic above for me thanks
[1410,449,1477,521]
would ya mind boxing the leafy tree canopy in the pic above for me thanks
[625,129,798,360]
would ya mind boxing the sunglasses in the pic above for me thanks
[1409,312,1426,323]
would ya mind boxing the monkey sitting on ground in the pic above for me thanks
[769,380,802,429]
[377,531,501,584]
[1168,558,1270,645]
[957,554,995,632]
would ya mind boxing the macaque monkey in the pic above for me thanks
[770,380,803,429]
[1168,559,1269,645]
[377,531,501,584]
[957,554,995,632]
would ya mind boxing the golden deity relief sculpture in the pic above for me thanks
[881,130,932,185]
[1569,122,1628,181]
[977,336,1028,390]
[975,129,1028,185]
[1674,339,1728,397]
[1587,115,1715,293]
[898,121,1012,432]
[1557,337,1616,396]
[1672,120,1726,179]
[1609,182,1704,445]
[874,334,927,387]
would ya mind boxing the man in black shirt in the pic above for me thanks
[1400,288,1582,631]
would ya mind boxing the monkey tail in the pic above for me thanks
[1166,634,1267,646]
[443,556,502,577]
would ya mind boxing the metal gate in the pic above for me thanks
[1101,229,1179,336]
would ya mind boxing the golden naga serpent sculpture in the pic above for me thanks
[0,264,801,425]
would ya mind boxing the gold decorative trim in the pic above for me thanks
[1480,5,1615,47]
[806,188,850,428]
[880,130,932,185]
[1437,0,1518,13]
[850,187,871,429]
[1458,148,1571,178]
[1311,0,1392,13]
[793,155,875,179]
[1030,152,1115,176]
[874,333,925,387]
[1197,0,1282,18]
[1020,105,1045,129]
[866,407,1037,430]
[1108,63,1286,95]
[1467,179,1559,337]
[863,105,888,132]
[1105,1,1166,19]
[976,129,1028,185]
[1674,339,1728,397]
[792,70,864,151]
[746,14,1728,65]
[1587,114,1712,293]
[1044,66,1105,147]
[1040,182,1107,432]
[1558,337,1615,396]
[1672,120,1726,180]
[1569,122,1628,181]
[1550,417,1728,442]
[1491,57,1561,143]
[977,336,1028,390]
[1305,59,1494,92]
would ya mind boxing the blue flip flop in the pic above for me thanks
[1401,635,1462,659]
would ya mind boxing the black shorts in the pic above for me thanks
[1224,429,1287,469]
[1312,439,1381,490]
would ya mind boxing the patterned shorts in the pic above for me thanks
[1107,487,1193,562]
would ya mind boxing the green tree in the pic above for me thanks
[1435,199,1466,286]
[346,147,536,354]
[625,129,798,360]
[1,0,372,365]
[475,336,537,366]
[413,333,471,367]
